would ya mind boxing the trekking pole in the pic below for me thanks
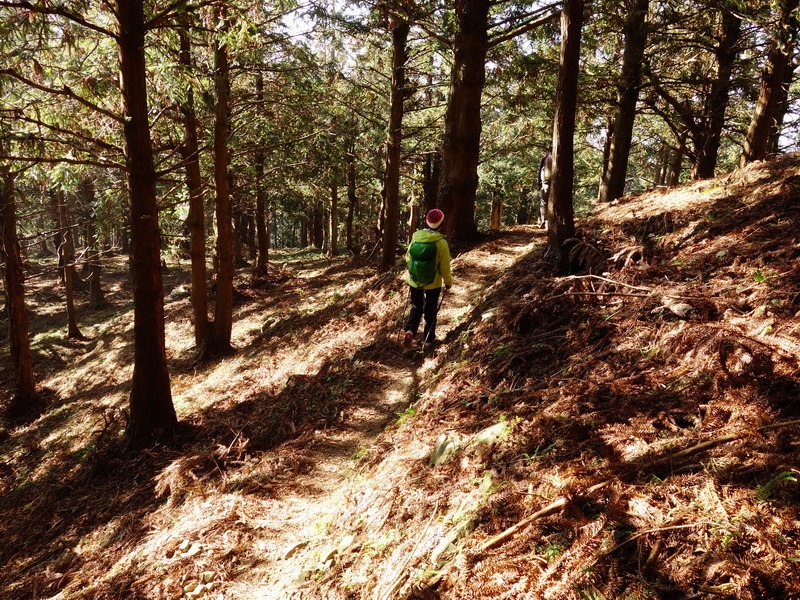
[398,288,411,344]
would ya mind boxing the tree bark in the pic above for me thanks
[547,0,583,269]
[80,177,105,309]
[208,3,235,356]
[345,140,357,252]
[438,0,490,245]
[516,187,530,225]
[740,0,800,166]
[53,190,83,339]
[381,17,409,272]
[768,58,796,154]
[254,74,270,274]
[598,0,649,202]
[422,151,440,214]
[693,9,740,178]
[117,0,177,450]
[178,20,209,350]
[0,170,37,415]
[328,181,339,257]
[490,190,502,231]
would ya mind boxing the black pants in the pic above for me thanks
[404,286,441,343]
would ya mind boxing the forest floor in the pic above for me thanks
[1,154,800,600]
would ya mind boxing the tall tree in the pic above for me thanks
[117,0,177,449]
[547,0,584,265]
[208,2,235,356]
[254,73,270,274]
[52,189,84,339]
[437,0,490,245]
[438,1,559,245]
[740,0,800,166]
[597,0,649,202]
[380,13,410,272]
[0,168,37,415]
[177,13,210,350]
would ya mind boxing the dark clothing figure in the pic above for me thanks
[537,152,553,228]
[405,286,441,346]
[403,209,453,349]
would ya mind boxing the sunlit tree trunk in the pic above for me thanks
[381,16,409,272]
[0,169,37,415]
[740,0,800,166]
[438,0,489,245]
[547,0,583,269]
[598,0,649,202]
[117,0,177,450]
[208,3,235,355]
[490,189,502,231]
[178,20,209,350]
[768,59,796,154]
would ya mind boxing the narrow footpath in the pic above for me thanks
[221,227,542,599]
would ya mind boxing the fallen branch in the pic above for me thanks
[559,291,652,298]
[478,480,611,552]
[561,274,654,293]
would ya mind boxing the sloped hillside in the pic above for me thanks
[1,155,799,600]
[297,155,800,599]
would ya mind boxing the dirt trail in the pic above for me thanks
[222,227,541,598]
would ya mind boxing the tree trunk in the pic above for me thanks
[598,0,649,202]
[407,196,419,242]
[312,203,324,249]
[178,21,209,350]
[693,9,741,179]
[380,17,409,272]
[254,75,269,274]
[345,140,357,252]
[208,3,235,356]
[54,190,83,339]
[0,170,37,415]
[328,181,339,258]
[668,131,687,185]
[768,58,796,154]
[597,115,614,201]
[438,0,489,245]
[490,190,502,231]
[516,187,530,225]
[740,0,800,166]
[117,0,177,450]
[422,151,440,214]
[547,0,583,269]
[80,178,105,309]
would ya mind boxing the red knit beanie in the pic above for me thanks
[425,208,444,229]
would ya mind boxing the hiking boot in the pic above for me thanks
[402,331,413,349]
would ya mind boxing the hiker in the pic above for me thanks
[403,208,452,349]
[537,151,553,228]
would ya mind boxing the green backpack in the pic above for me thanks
[408,241,438,285]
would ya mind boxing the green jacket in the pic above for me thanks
[406,229,453,290]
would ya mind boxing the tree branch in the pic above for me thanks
[488,4,561,48]
[0,0,116,38]
[0,68,124,124]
